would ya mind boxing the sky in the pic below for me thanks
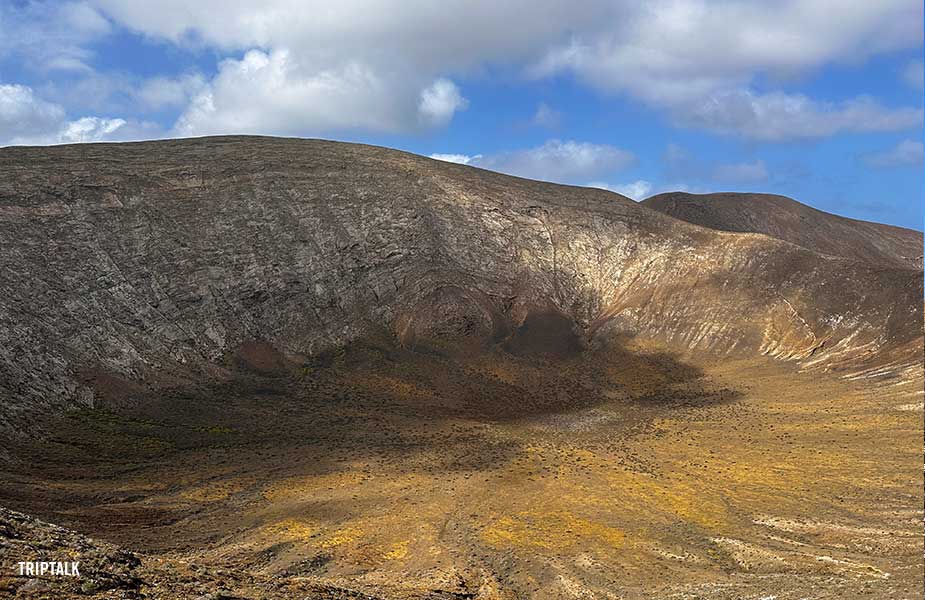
[1,1,923,230]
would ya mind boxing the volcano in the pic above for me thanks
[0,136,921,599]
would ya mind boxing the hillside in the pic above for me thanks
[642,191,923,270]
[0,137,920,433]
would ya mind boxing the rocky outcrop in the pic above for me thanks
[0,506,142,598]
[0,506,399,599]
[0,136,921,436]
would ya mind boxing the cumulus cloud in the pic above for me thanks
[429,153,480,165]
[86,1,922,140]
[90,1,605,68]
[173,50,467,136]
[531,103,562,129]
[664,143,769,183]
[862,139,925,168]
[901,59,924,90]
[3,1,922,141]
[711,159,768,183]
[89,0,600,136]
[0,1,112,72]
[587,180,654,200]
[529,1,923,140]
[57,116,127,143]
[429,140,634,183]
[0,82,156,146]
[677,91,923,140]
[136,73,207,110]
[0,84,66,139]
[457,140,635,183]
[530,1,922,98]
[418,78,468,127]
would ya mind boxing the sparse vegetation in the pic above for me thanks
[0,137,920,599]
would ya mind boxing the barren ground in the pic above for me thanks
[2,335,922,599]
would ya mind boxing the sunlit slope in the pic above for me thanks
[0,136,920,435]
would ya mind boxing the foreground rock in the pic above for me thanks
[0,507,471,599]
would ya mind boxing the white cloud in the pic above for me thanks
[0,1,112,72]
[58,116,127,143]
[530,1,922,100]
[711,159,768,183]
[429,153,480,165]
[665,143,769,183]
[0,84,66,139]
[90,1,607,67]
[0,82,157,146]
[136,73,207,110]
[87,1,923,141]
[91,1,921,80]
[418,78,468,127]
[528,1,923,140]
[863,139,925,168]
[588,180,698,199]
[2,1,921,141]
[465,139,635,183]
[429,140,634,183]
[677,91,923,140]
[59,2,111,37]
[588,180,654,200]
[531,103,561,129]
[901,59,924,90]
[173,50,467,136]
[89,0,602,136]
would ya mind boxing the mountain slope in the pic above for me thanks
[642,191,923,270]
[0,136,922,600]
[0,137,921,435]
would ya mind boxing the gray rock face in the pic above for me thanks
[0,136,921,436]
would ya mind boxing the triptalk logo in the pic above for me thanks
[17,561,81,577]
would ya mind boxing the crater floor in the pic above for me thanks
[1,337,921,599]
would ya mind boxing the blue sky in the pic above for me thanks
[1,1,923,230]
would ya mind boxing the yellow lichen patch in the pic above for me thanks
[382,540,410,560]
[481,511,624,552]
[262,519,318,541]
[466,356,524,386]
[600,471,728,530]
[180,480,246,503]
[262,470,367,502]
[355,373,433,401]
[567,448,600,463]
[544,444,729,532]
[658,481,727,529]
[320,524,363,548]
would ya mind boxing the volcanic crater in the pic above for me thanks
[0,136,922,599]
